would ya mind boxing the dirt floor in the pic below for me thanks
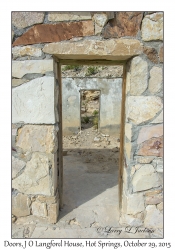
[12,125,162,238]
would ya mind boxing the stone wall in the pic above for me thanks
[12,11,163,231]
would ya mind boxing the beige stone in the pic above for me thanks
[131,167,136,176]
[149,67,162,93]
[126,72,131,94]
[48,12,92,22]
[12,78,29,87]
[12,12,44,29]
[145,195,163,205]
[12,193,31,217]
[137,124,163,144]
[144,205,163,228]
[125,141,132,159]
[32,201,47,217]
[16,125,57,153]
[93,14,110,35]
[159,46,163,62]
[12,60,53,78]
[12,46,42,59]
[132,164,161,192]
[145,189,162,197]
[125,123,132,141]
[48,202,59,224]
[123,192,145,215]
[136,156,155,164]
[141,12,163,41]
[119,214,143,227]
[130,57,148,95]
[37,194,58,205]
[126,96,163,125]
[12,152,54,196]
[151,111,163,124]
[138,136,163,157]
[43,39,143,60]
[12,156,26,179]
[157,202,163,211]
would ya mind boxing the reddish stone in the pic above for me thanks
[137,136,163,157]
[13,20,94,46]
[159,46,163,62]
[143,46,159,63]
[102,12,143,38]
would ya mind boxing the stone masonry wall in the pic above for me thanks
[12,11,163,230]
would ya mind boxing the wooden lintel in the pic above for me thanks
[58,59,125,66]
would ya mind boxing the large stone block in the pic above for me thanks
[12,46,42,59]
[132,164,161,192]
[12,77,55,124]
[141,12,163,41]
[123,192,145,215]
[32,201,47,217]
[13,21,94,46]
[126,96,163,125]
[48,202,59,224]
[12,156,26,179]
[130,56,148,95]
[137,124,163,144]
[43,39,143,60]
[12,152,54,196]
[12,193,31,217]
[149,67,163,93]
[16,125,57,153]
[48,12,92,22]
[12,12,44,29]
[144,205,163,228]
[12,60,53,78]
[138,136,163,157]
[102,12,143,38]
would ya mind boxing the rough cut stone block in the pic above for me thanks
[48,12,92,22]
[144,205,163,228]
[13,21,94,46]
[43,39,143,60]
[32,201,47,217]
[12,77,55,124]
[126,96,163,125]
[102,12,143,38]
[130,56,148,95]
[12,156,26,179]
[137,124,163,144]
[136,156,155,164]
[141,12,163,41]
[143,46,159,63]
[48,202,59,224]
[123,192,145,215]
[12,193,31,217]
[149,67,162,93]
[12,152,54,196]
[132,164,161,192]
[12,12,44,29]
[93,14,110,35]
[16,124,57,153]
[12,46,42,59]
[145,195,163,205]
[12,60,53,78]
[151,111,163,124]
[137,136,163,157]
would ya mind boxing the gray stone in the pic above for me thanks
[132,164,161,192]
[119,214,143,227]
[12,193,31,217]
[32,201,47,217]
[126,96,163,125]
[12,156,26,179]
[123,192,145,215]
[48,12,92,22]
[130,56,148,95]
[12,78,29,87]
[12,46,42,59]
[12,60,53,78]
[12,12,44,29]
[149,67,162,93]
[12,77,55,124]
[12,152,54,196]
[144,205,163,228]
[141,12,163,41]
